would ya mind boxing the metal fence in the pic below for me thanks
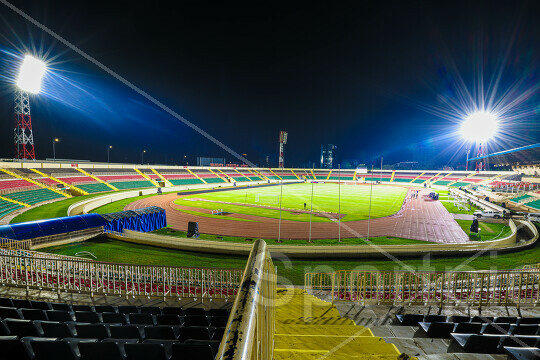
[30,228,104,247]
[305,269,540,308]
[0,237,32,250]
[217,239,276,360]
[0,246,94,262]
[0,251,243,300]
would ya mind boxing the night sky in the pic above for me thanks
[0,1,539,168]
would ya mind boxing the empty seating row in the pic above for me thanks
[449,181,470,187]
[2,189,64,205]
[452,333,540,354]
[0,318,224,342]
[510,194,534,203]
[1,335,217,360]
[419,321,540,338]
[169,179,204,185]
[395,313,540,326]
[0,179,36,190]
[77,183,112,193]
[0,308,228,328]
[0,199,24,218]
[525,199,540,210]
[396,313,540,355]
[0,297,229,317]
[108,181,154,190]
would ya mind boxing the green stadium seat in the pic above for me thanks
[78,183,112,193]
[3,189,64,205]
[109,181,154,190]
[169,179,204,186]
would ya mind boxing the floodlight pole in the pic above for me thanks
[278,179,283,242]
[465,146,470,171]
[14,89,35,160]
[52,139,58,160]
[107,146,112,164]
[308,179,314,243]
[141,150,146,165]
[338,164,341,242]
[367,165,374,242]
[380,156,383,183]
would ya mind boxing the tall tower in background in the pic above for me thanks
[320,144,336,169]
[14,88,35,160]
[278,131,288,168]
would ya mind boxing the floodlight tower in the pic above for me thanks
[14,55,47,160]
[278,131,288,168]
[460,111,498,171]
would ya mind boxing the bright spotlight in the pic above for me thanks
[460,111,498,142]
[16,55,47,94]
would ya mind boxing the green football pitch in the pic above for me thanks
[173,183,408,222]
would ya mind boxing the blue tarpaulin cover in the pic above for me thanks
[0,214,107,240]
[100,206,166,233]
[0,207,166,241]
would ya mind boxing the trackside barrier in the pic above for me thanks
[0,237,32,250]
[216,239,276,360]
[0,247,91,262]
[29,228,105,248]
[0,252,243,301]
[305,269,540,309]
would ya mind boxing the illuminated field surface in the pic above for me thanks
[173,183,408,222]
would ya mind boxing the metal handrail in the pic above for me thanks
[216,239,276,360]
[305,268,540,308]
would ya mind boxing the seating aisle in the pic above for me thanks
[273,288,403,359]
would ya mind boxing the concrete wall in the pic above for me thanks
[109,219,535,259]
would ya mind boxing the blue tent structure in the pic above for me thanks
[100,206,166,233]
[0,207,167,241]
[0,214,107,241]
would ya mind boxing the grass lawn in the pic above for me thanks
[10,193,105,223]
[89,194,158,214]
[441,199,480,214]
[173,183,408,222]
[40,229,540,285]
[151,227,430,246]
[455,219,513,241]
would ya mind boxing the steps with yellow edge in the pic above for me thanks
[274,288,403,360]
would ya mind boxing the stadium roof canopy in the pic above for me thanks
[469,143,540,166]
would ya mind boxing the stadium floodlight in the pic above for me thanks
[460,111,498,143]
[16,55,47,94]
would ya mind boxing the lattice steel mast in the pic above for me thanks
[14,88,35,160]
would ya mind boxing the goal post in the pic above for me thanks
[255,193,279,205]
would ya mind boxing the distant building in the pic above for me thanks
[320,144,337,169]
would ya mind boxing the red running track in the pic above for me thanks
[125,188,469,243]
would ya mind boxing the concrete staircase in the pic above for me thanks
[273,288,402,359]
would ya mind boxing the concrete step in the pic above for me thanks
[276,324,373,336]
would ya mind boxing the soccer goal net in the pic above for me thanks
[255,193,280,205]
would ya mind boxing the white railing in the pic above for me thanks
[29,228,105,248]
[306,269,540,309]
[0,252,243,300]
[0,237,32,250]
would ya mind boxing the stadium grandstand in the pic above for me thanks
[1,2,539,358]
[1,157,540,359]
